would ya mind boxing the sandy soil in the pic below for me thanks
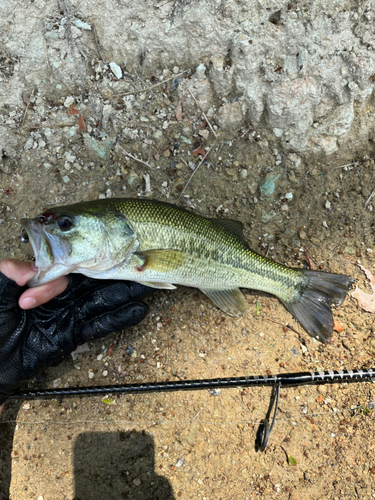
[0,32,375,500]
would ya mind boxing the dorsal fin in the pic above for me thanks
[209,218,244,240]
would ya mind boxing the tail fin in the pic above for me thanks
[282,270,355,343]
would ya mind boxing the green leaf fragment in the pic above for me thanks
[288,455,297,465]
[255,301,262,315]
[180,135,191,144]
[102,397,114,405]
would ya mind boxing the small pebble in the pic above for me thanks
[125,345,135,356]
[103,370,108,377]
[171,77,180,90]
[209,389,221,396]
[64,96,75,108]
[199,129,209,140]
[53,378,62,388]
[109,62,122,79]
[74,19,91,30]
[88,371,95,380]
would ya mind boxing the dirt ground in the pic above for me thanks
[0,31,375,500]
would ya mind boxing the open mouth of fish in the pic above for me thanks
[20,218,72,283]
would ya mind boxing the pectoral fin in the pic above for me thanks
[200,288,247,316]
[136,249,186,272]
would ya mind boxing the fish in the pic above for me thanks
[19,198,354,343]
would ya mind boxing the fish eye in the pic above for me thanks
[57,215,73,231]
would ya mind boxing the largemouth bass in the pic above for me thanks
[20,198,354,343]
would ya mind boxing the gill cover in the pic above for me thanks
[20,208,138,287]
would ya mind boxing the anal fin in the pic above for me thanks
[139,281,177,290]
[200,288,247,316]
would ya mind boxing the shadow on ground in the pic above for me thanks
[0,403,174,500]
[0,402,20,500]
[73,431,175,500]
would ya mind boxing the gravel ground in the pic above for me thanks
[0,22,375,500]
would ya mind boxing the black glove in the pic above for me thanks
[0,272,152,404]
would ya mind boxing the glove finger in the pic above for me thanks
[74,301,149,343]
[0,272,24,311]
[44,274,110,309]
[124,282,155,300]
[54,274,96,300]
[0,274,25,333]
[74,282,153,323]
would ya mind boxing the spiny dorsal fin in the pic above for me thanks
[210,218,244,240]
[200,288,247,316]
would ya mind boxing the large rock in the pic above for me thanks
[1,0,375,157]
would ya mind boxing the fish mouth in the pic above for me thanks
[20,218,72,271]
[20,218,54,269]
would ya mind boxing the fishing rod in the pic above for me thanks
[11,367,375,451]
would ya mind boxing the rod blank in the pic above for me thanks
[11,367,375,400]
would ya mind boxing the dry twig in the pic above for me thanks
[92,23,107,63]
[42,31,50,69]
[178,139,217,199]
[21,88,34,127]
[364,187,375,208]
[117,144,151,169]
[178,88,218,198]
[187,87,217,138]
[333,162,356,169]
[61,0,86,99]
[112,71,188,97]
[23,122,76,129]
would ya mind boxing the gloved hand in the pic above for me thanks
[0,260,152,406]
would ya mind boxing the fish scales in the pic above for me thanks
[104,199,302,299]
